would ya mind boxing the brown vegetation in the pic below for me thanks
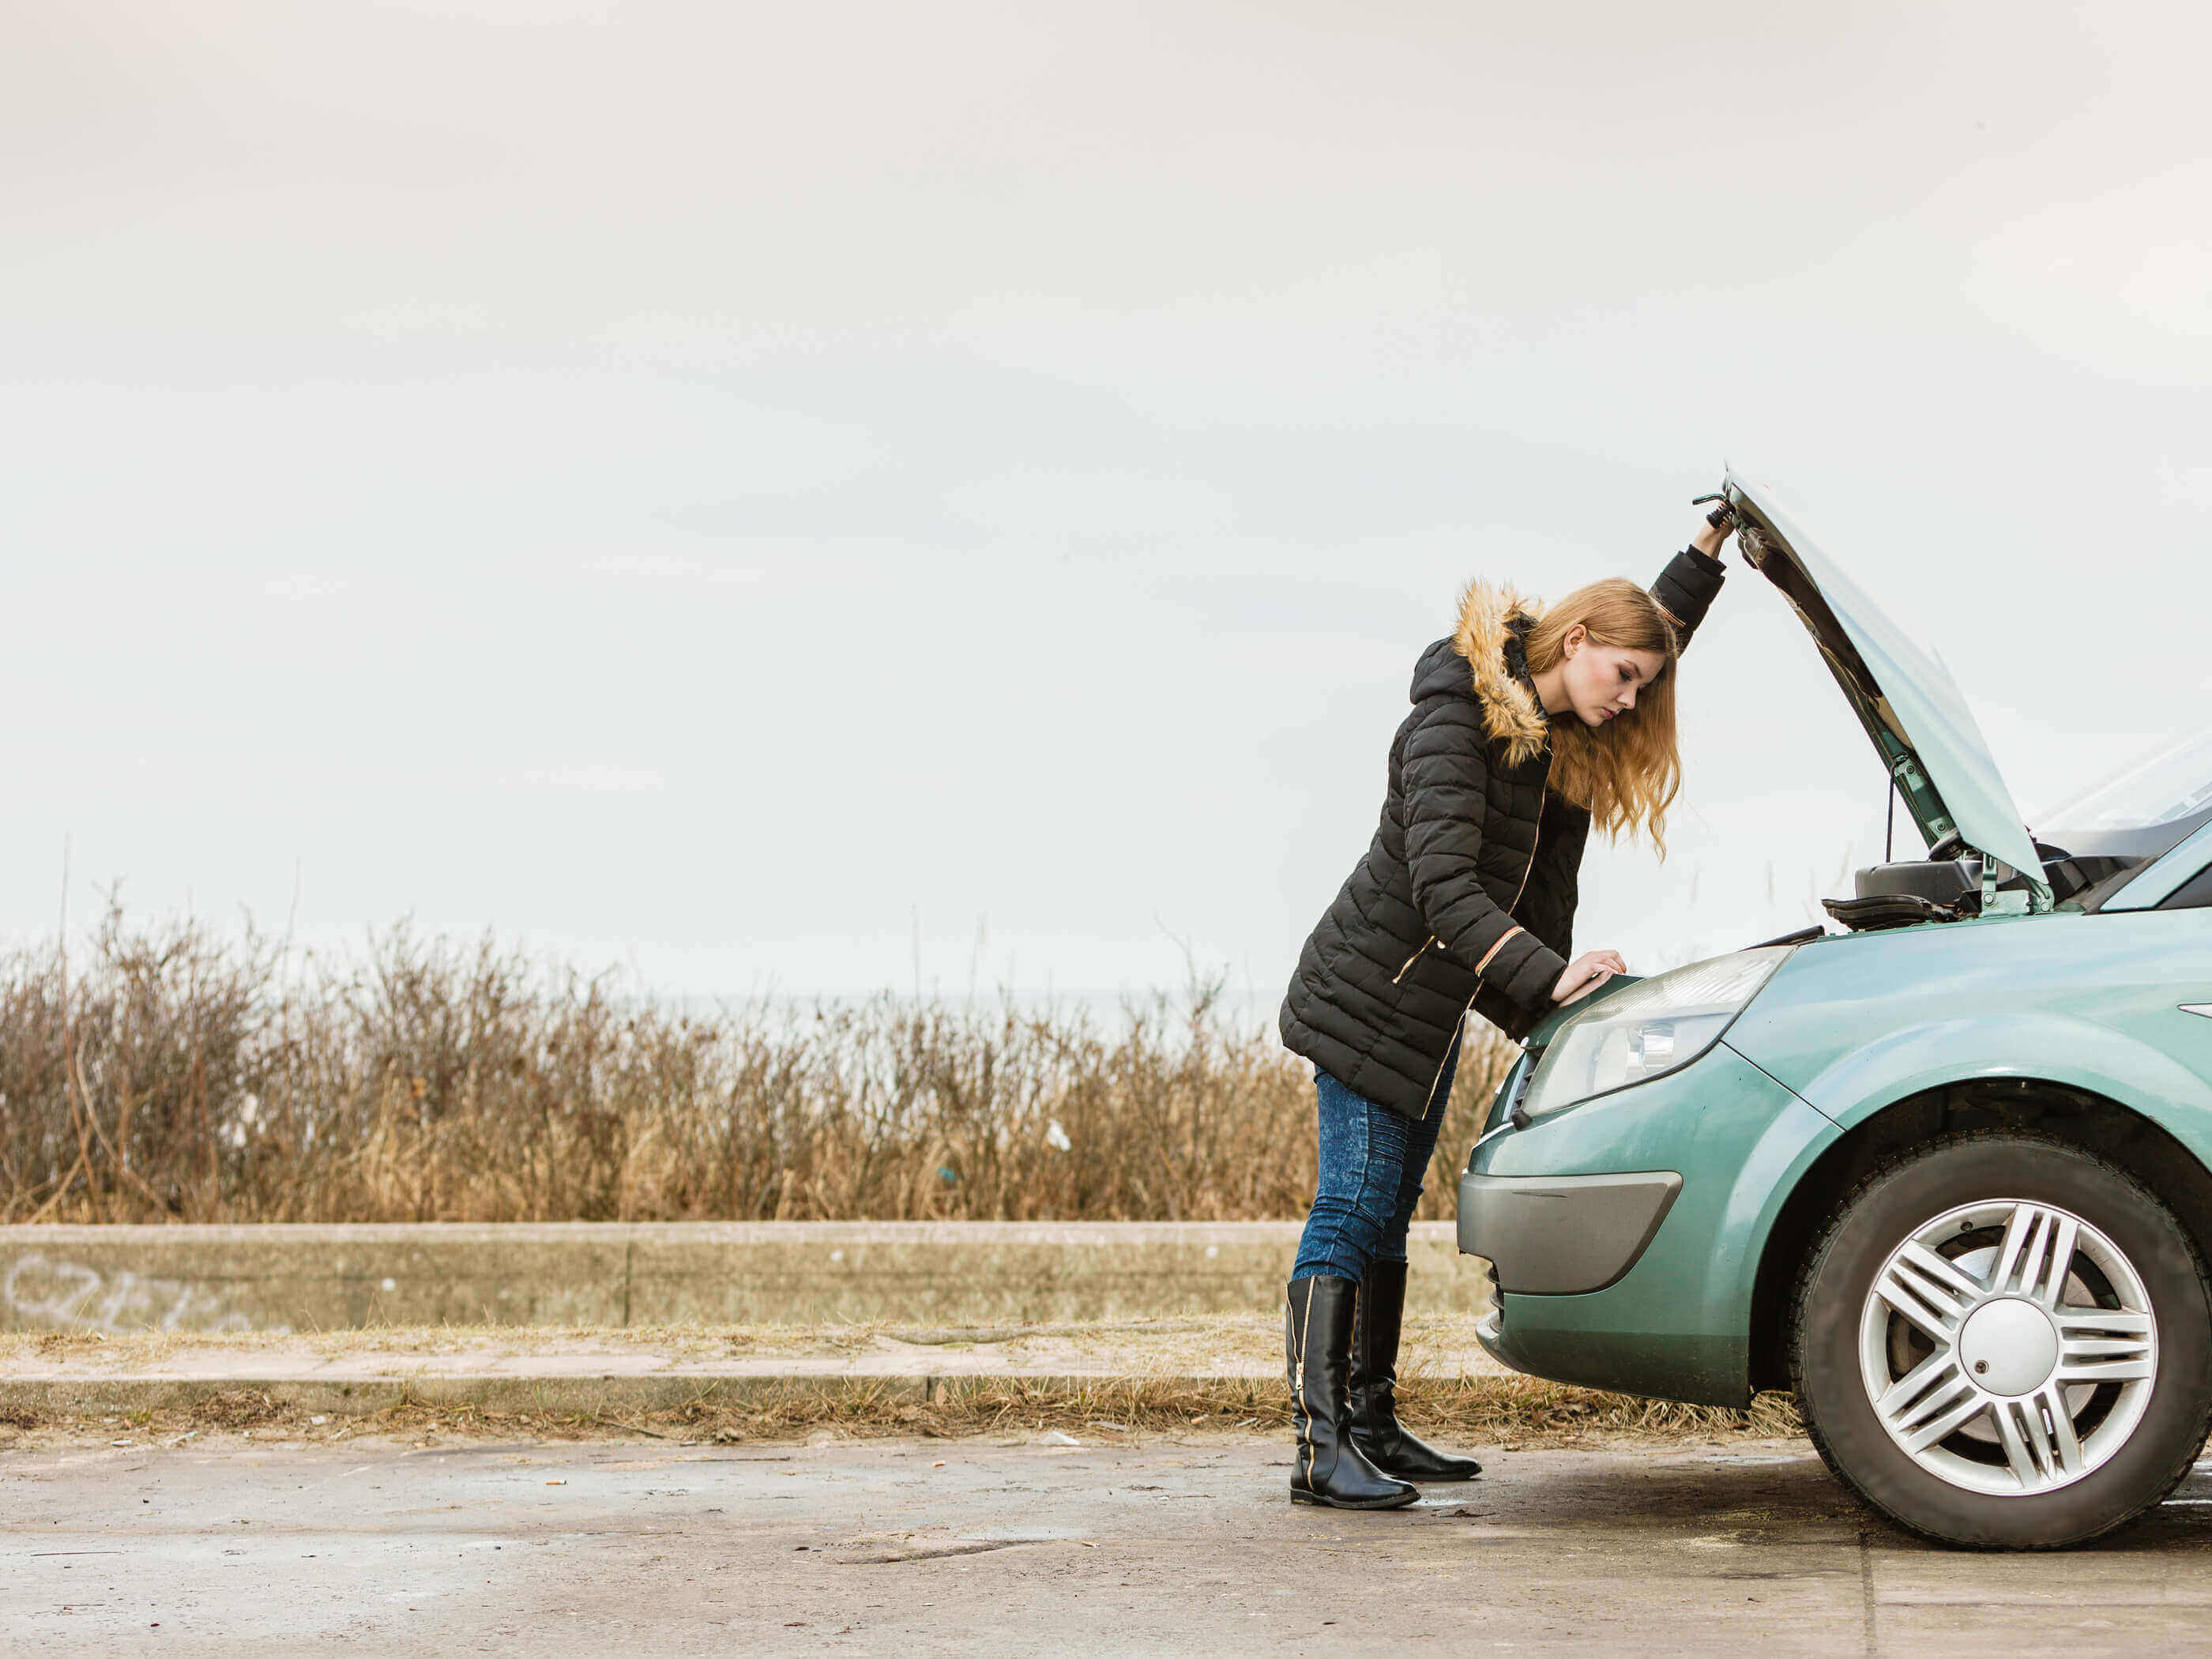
[720,1373,1806,1447]
[0,908,1518,1224]
[0,1376,1803,1449]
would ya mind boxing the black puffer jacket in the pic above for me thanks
[1278,547,1727,1121]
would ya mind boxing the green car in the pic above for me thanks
[1458,472,2212,1549]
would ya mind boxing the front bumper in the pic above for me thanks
[1456,1040,1834,1405]
[1457,1170,1682,1295]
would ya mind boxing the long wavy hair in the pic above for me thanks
[1524,577,1683,854]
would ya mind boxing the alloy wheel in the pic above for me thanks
[1856,1198,2158,1497]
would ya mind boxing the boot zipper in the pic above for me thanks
[1417,812,1542,1120]
[1390,937,1436,984]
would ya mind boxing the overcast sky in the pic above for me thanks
[2,1,2207,1004]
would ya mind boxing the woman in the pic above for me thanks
[1276,506,1736,1509]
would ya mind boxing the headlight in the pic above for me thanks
[1518,946,1791,1119]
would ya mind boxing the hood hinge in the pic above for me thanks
[1980,857,2052,916]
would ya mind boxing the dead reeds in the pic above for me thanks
[0,906,1518,1224]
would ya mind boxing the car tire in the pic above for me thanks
[1792,1130,2212,1549]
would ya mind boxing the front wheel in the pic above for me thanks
[1793,1131,2212,1549]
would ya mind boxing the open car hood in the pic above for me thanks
[1722,472,2051,909]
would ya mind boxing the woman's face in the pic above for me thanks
[1559,626,1666,728]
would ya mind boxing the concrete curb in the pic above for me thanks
[0,1221,1489,1333]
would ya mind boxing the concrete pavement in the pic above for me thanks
[6,1431,2212,1655]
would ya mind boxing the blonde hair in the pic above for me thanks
[1524,577,1682,855]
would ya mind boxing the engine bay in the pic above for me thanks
[1826,813,2205,931]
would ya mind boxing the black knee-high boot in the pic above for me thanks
[1285,1277,1418,1509]
[1348,1258,1483,1481]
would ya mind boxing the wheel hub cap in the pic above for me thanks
[1856,1198,2158,1498]
[1956,1296,2060,1396]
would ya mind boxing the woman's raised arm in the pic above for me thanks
[1649,504,1735,652]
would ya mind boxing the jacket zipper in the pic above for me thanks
[1417,814,1542,1121]
[1390,936,1436,984]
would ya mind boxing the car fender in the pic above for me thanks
[1698,1063,1841,1370]
[1743,1010,2212,1171]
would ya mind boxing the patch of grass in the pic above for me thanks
[0,1377,1804,1451]
[720,1375,1804,1446]
[0,908,1517,1225]
[0,1315,1807,1450]
[190,1388,287,1429]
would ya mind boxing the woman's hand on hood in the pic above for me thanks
[1553,950,1627,1004]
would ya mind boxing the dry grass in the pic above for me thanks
[0,906,1517,1224]
[0,1315,1810,1448]
[728,1375,1808,1446]
[0,1378,1804,1450]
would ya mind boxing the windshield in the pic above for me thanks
[2041,722,2212,833]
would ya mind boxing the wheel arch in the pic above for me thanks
[1746,1075,2212,1393]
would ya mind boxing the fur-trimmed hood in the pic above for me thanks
[1284,543,1729,1118]
[1405,579,1553,769]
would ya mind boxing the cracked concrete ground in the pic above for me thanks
[6,1433,2212,1655]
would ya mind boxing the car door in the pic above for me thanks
[2097,837,2212,1089]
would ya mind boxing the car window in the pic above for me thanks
[2161,863,2212,911]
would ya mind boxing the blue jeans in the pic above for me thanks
[1290,1033,1462,1282]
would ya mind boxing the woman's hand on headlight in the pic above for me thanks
[1552,950,1627,1004]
